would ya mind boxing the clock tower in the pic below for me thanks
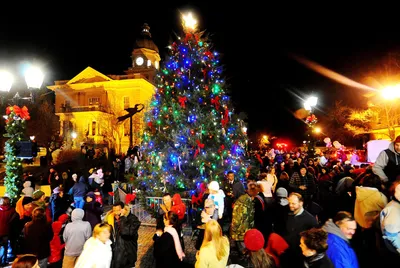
[126,23,160,83]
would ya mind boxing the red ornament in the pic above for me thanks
[211,96,221,110]
[178,96,187,108]
[194,139,205,158]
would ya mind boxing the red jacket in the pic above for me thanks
[171,193,186,220]
[49,221,65,263]
[0,205,17,236]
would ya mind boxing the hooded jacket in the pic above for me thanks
[373,142,400,182]
[68,176,88,198]
[354,186,387,228]
[171,193,186,220]
[380,198,400,254]
[49,221,64,263]
[63,208,92,256]
[323,219,359,268]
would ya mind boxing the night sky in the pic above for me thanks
[0,3,398,146]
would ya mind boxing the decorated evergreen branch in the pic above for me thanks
[3,105,30,199]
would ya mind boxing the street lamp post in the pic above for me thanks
[0,66,44,104]
[0,65,44,199]
[304,96,318,157]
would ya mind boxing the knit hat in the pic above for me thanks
[32,190,45,200]
[395,135,400,143]
[276,187,288,198]
[22,196,33,206]
[86,191,95,199]
[244,229,265,251]
[208,181,220,192]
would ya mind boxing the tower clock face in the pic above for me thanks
[135,57,144,66]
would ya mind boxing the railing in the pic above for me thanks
[58,105,109,113]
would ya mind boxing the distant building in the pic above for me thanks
[47,24,160,154]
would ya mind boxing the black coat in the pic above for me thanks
[154,232,182,268]
[83,201,103,230]
[22,220,53,260]
[111,213,141,268]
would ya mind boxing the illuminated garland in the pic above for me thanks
[3,105,30,199]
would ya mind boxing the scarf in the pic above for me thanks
[165,225,185,260]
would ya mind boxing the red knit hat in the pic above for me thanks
[395,136,400,143]
[244,229,265,251]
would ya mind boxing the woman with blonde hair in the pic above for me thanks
[12,254,39,268]
[195,219,229,268]
[75,223,113,268]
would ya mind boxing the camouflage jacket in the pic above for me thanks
[230,193,254,241]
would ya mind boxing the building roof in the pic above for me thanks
[133,23,159,53]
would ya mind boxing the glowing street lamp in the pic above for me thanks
[381,85,400,100]
[304,96,318,111]
[0,65,44,104]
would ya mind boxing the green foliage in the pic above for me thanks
[3,105,30,200]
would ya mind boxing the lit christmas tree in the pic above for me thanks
[137,13,249,195]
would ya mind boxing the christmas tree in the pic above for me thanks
[137,13,249,195]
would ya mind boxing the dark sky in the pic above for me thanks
[1,3,399,145]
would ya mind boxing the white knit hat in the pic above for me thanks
[208,181,220,192]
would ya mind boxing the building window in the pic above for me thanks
[92,121,97,136]
[89,97,100,105]
[124,96,130,109]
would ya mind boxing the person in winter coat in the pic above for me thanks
[50,187,71,222]
[62,208,92,268]
[300,228,333,268]
[354,175,388,228]
[48,221,64,266]
[195,220,230,268]
[104,202,141,268]
[372,135,400,184]
[75,223,113,268]
[0,197,17,265]
[22,207,53,268]
[153,211,185,268]
[83,191,103,230]
[380,178,400,261]
[323,211,359,268]
[68,175,88,209]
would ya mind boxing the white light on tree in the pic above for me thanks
[71,132,77,139]
[0,70,14,92]
[24,66,44,89]
[242,126,247,133]
[182,12,197,31]
[30,136,35,141]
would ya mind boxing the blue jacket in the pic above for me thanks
[324,220,359,268]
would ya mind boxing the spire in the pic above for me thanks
[141,23,151,38]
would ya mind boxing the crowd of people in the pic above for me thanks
[2,135,400,267]
[0,164,141,268]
